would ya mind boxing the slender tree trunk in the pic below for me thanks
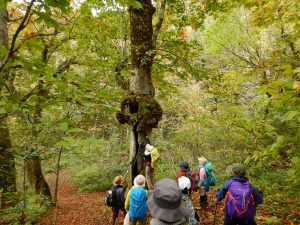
[53,147,63,206]
[25,81,52,200]
[0,2,17,209]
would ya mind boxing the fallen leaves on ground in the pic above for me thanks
[37,172,299,225]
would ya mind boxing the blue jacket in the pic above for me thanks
[216,176,263,204]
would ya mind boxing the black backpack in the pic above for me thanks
[105,185,121,207]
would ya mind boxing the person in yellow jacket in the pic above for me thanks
[124,175,148,225]
[144,143,160,190]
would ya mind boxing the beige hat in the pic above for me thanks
[134,174,146,187]
[198,157,208,165]
[113,175,125,186]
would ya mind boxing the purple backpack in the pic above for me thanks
[225,180,256,220]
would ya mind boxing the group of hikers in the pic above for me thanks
[105,143,263,225]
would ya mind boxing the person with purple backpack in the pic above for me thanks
[216,163,263,225]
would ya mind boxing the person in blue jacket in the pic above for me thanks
[216,163,263,225]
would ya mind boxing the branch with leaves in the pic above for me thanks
[0,0,36,73]
[152,0,167,50]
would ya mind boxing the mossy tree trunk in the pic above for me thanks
[26,81,52,200]
[24,46,51,200]
[0,4,16,209]
[116,0,165,185]
[24,152,52,200]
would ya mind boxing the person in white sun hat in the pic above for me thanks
[178,176,199,225]
[124,175,148,225]
[144,143,160,190]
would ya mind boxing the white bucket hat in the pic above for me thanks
[144,143,154,156]
[178,176,191,190]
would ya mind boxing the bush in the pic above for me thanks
[72,164,126,192]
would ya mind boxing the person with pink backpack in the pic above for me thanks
[216,163,263,225]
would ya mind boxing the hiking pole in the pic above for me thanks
[213,201,218,225]
[123,152,139,178]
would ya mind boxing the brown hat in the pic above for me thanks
[146,178,188,222]
[113,175,125,186]
[226,163,248,177]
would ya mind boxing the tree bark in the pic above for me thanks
[126,0,163,184]
[0,120,16,209]
[0,2,17,209]
[24,151,52,200]
[129,0,155,97]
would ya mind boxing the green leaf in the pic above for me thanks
[268,136,285,157]
[45,0,70,13]
[128,0,143,9]
[62,136,75,143]
[0,45,7,59]
[59,122,69,131]
[68,128,84,133]
[282,111,300,122]
[0,106,7,115]
[291,157,300,170]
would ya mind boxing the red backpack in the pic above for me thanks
[186,171,197,191]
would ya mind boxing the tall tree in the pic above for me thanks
[116,0,166,183]
[0,1,16,209]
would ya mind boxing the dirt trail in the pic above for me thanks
[36,172,229,225]
[37,171,112,225]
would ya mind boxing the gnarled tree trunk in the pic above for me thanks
[116,0,165,185]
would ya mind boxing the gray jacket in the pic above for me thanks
[182,194,198,225]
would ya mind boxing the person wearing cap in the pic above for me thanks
[144,143,160,190]
[124,175,148,225]
[178,176,199,225]
[176,161,197,193]
[176,160,191,181]
[216,163,263,225]
[111,175,126,225]
[147,178,189,225]
[196,157,208,207]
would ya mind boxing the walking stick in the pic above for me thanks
[213,201,218,225]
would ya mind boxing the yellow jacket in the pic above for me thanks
[151,148,160,169]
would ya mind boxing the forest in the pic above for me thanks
[0,0,299,224]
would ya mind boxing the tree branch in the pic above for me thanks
[14,32,58,53]
[152,0,167,50]
[0,0,36,72]
[156,48,199,78]
[21,58,78,102]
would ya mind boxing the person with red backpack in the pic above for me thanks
[216,163,263,225]
[176,160,197,193]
